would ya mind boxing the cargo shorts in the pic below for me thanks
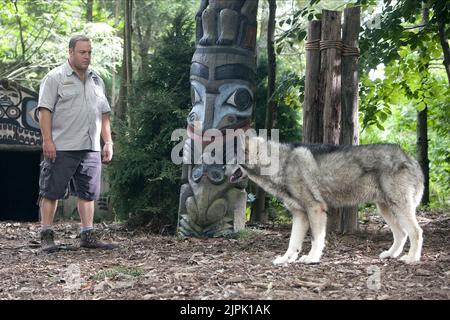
[38,151,102,203]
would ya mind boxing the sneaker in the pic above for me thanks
[40,229,58,253]
[80,229,117,250]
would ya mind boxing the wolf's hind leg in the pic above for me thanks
[392,202,423,264]
[273,210,309,265]
[377,202,407,259]
[298,204,327,264]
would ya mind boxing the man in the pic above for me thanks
[37,35,116,252]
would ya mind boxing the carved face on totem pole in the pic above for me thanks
[187,0,258,183]
[178,0,258,237]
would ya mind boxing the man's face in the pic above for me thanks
[69,40,92,71]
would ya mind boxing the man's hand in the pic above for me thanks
[102,143,113,163]
[43,139,56,162]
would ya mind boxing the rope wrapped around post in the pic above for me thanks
[305,39,359,57]
[305,39,320,50]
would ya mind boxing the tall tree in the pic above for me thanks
[111,0,121,112]
[86,0,94,22]
[417,1,430,205]
[109,12,195,231]
[12,0,25,60]
[125,0,132,87]
[117,0,133,123]
[434,1,450,84]
[134,1,153,74]
[252,0,276,224]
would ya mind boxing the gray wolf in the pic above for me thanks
[230,137,424,265]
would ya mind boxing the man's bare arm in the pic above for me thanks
[39,108,56,161]
[101,113,113,163]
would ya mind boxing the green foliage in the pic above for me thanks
[276,0,358,55]
[273,71,304,142]
[91,266,145,281]
[108,12,195,232]
[267,197,292,224]
[0,0,122,90]
[253,55,302,143]
[358,0,450,206]
[83,23,123,79]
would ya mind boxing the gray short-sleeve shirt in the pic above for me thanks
[38,61,111,152]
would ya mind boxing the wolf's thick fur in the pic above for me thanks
[231,138,424,265]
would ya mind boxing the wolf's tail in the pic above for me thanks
[407,155,425,207]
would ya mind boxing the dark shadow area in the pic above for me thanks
[0,151,40,221]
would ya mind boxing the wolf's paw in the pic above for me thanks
[399,255,420,264]
[273,255,288,265]
[379,251,392,259]
[298,255,320,264]
[273,252,298,265]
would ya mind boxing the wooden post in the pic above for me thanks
[340,6,360,234]
[320,10,342,145]
[319,10,342,233]
[303,20,322,143]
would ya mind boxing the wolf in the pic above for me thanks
[229,137,424,265]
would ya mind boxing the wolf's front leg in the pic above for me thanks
[298,204,327,264]
[273,211,309,265]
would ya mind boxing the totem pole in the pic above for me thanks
[178,0,258,237]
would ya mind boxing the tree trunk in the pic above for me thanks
[303,20,322,143]
[86,0,94,22]
[12,0,25,60]
[117,0,132,123]
[417,106,429,205]
[257,0,269,53]
[117,47,128,122]
[125,0,133,123]
[340,7,360,234]
[417,2,430,206]
[125,0,133,85]
[319,10,342,233]
[253,0,276,224]
[437,16,450,85]
[111,0,120,112]
[135,1,152,74]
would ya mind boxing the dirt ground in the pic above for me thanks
[0,209,449,300]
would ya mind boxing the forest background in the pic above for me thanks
[1,0,448,232]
